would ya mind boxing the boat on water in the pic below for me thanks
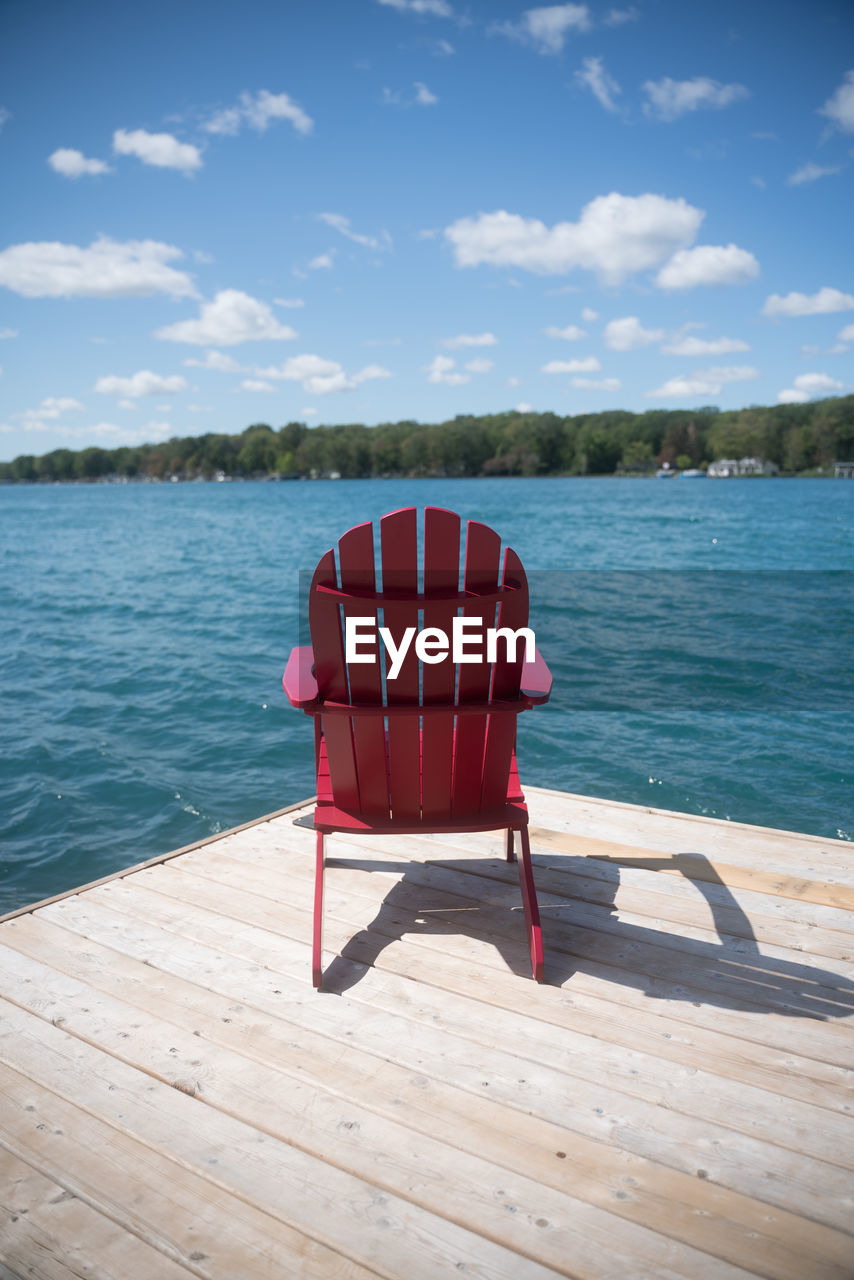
[679,468,707,478]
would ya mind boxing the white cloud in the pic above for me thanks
[542,356,601,373]
[465,358,494,373]
[776,389,808,405]
[383,83,440,108]
[603,315,663,350]
[647,365,760,399]
[603,7,637,24]
[254,354,392,394]
[762,287,854,317]
[376,0,453,14]
[317,214,390,250]
[642,77,749,121]
[838,324,854,342]
[187,404,212,412]
[581,307,599,322]
[434,39,455,54]
[506,376,522,387]
[495,4,592,54]
[777,372,845,403]
[241,379,275,392]
[18,397,84,424]
[656,244,759,289]
[575,57,621,112]
[660,334,750,356]
[544,324,586,340]
[95,370,187,398]
[820,71,854,133]
[203,90,313,137]
[78,419,176,446]
[445,192,703,284]
[0,328,17,339]
[441,332,498,348]
[274,297,305,308]
[113,128,202,174]
[155,290,298,346]
[571,376,621,390]
[308,252,335,271]
[414,82,439,105]
[183,350,245,372]
[0,236,197,299]
[48,148,112,178]
[425,354,470,385]
[0,107,9,132]
[118,400,137,410]
[787,161,843,186]
[515,401,533,412]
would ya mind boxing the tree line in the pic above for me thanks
[2,394,852,483]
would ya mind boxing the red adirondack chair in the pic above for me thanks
[283,505,552,987]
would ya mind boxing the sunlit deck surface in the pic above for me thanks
[1,787,853,1280]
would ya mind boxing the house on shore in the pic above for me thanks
[708,457,779,478]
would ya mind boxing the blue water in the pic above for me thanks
[1,477,852,914]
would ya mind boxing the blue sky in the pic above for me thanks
[1,0,853,459]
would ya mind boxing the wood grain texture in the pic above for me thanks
[1,786,853,1279]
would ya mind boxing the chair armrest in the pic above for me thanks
[283,645,319,709]
[520,647,552,704]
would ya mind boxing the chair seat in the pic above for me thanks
[313,732,529,835]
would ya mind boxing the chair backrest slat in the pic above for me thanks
[309,549,360,813]
[380,508,421,821]
[421,506,461,820]
[480,547,530,809]
[451,520,502,815]
[338,521,389,818]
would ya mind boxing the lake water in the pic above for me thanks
[1,476,852,914]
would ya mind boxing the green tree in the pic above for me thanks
[621,440,655,472]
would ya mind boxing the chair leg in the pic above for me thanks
[516,826,544,982]
[505,829,516,862]
[312,829,324,989]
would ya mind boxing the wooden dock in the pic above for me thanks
[1,786,852,1279]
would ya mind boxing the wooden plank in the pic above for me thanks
[401,821,854,945]
[3,916,852,1280]
[0,997,756,1280]
[527,825,854,915]
[0,1145,198,1280]
[173,840,854,1070]
[524,790,854,883]
[527,785,854,848]
[0,1067,381,1280]
[0,1006,559,1280]
[223,813,854,965]
[19,889,854,1231]
[243,833,854,991]
[524,835,854,948]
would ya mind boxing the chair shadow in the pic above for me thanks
[319,847,854,1020]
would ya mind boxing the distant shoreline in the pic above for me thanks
[2,398,852,483]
